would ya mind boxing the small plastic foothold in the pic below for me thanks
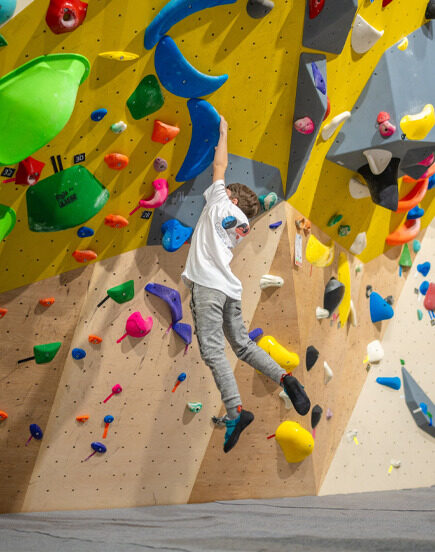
[327,214,343,227]
[306,345,319,371]
[349,300,358,326]
[104,153,129,170]
[259,274,284,290]
[104,214,129,229]
[279,390,293,409]
[29,423,43,440]
[294,117,314,135]
[417,309,423,320]
[106,280,135,304]
[425,0,435,20]
[413,240,421,253]
[77,226,94,238]
[316,306,329,319]
[161,219,193,252]
[0,308,7,318]
[323,97,331,121]
[0,410,8,421]
[311,62,326,95]
[91,442,107,453]
[311,405,323,429]
[72,347,86,360]
[76,414,89,422]
[154,157,168,172]
[269,221,282,229]
[350,232,367,255]
[324,361,333,384]
[399,243,412,267]
[248,328,263,341]
[321,112,351,140]
[45,0,88,35]
[379,120,396,138]
[91,108,107,122]
[376,376,401,390]
[104,415,114,424]
[338,224,351,237]
[326,408,333,420]
[187,401,203,413]
[407,206,424,219]
[370,291,394,323]
[419,280,429,295]
[152,120,180,144]
[246,0,274,19]
[39,297,55,307]
[397,37,408,50]
[417,262,431,277]
[367,340,384,363]
[111,121,127,134]
[385,295,394,306]
[366,285,373,298]
[72,249,98,263]
[88,334,102,344]
[349,177,370,199]
[258,192,278,211]
[351,14,384,54]
[309,0,325,19]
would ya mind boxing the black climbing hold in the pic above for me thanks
[357,157,400,212]
[385,295,394,306]
[366,285,373,298]
[323,277,345,316]
[311,405,323,429]
[425,0,435,19]
[306,345,319,371]
[246,0,274,19]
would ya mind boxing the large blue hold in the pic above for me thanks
[370,291,394,323]
[176,99,220,182]
[161,219,193,252]
[154,36,228,98]
[145,0,238,50]
[376,377,401,390]
[417,262,431,277]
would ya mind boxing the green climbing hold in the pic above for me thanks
[338,224,351,237]
[327,214,343,227]
[0,204,16,241]
[26,165,109,232]
[417,309,423,320]
[400,359,405,365]
[107,280,135,304]
[126,74,164,120]
[0,54,90,166]
[0,34,7,48]
[399,243,412,267]
[34,342,62,364]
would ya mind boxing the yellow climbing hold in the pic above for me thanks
[400,104,435,140]
[337,252,351,327]
[397,37,408,51]
[275,421,314,463]
[305,234,334,267]
[98,51,139,61]
[257,336,300,370]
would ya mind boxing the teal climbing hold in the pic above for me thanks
[417,309,423,320]
[145,0,238,50]
[370,291,394,323]
[413,239,421,253]
[154,36,228,98]
[126,75,164,120]
[176,99,220,182]
[0,0,16,25]
[376,376,401,390]
[161,219,193,252]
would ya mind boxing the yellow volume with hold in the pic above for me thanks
[275,421,314,463]
[257,336,300,370]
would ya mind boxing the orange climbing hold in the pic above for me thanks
[39,297,55,307]
[152,120,180,144]
[88,334,103,344]
[72,249,97,263]
[386,218,421,245]
[396,179,428,213]
[76,414,89,422]
[0,410,8,421]
[0,308,7,318]
[104,214,129,229]
[104,153,129,170]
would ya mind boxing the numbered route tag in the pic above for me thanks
[1,167,15,178]
[295,233,303,267]
[141,210,153,220]
[74,153,86,164]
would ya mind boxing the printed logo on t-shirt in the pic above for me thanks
[216,218,250,248]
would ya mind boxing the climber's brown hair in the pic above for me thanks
[227,183,261,219]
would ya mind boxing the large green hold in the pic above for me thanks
[399,243,412,267]
[0,54,90,166]
[0,204,16,240]
[126,74,164,120]
[107,280,135,304]
[26,165,109,232]
[34,342,62,364]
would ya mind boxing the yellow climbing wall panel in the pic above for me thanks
[0,0,433,294]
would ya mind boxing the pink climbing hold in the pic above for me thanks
[294,117,314,135]
[309,0,325,19]
[418,153,434,167]
[377,112,396,138]
[116,312,153,343]
[103,384,122,403]
[129,178,169,215]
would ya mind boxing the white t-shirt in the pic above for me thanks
[181,180,250,300]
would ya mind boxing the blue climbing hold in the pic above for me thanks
[370,291,394,323]
[428,174,435,190]
[376,376,401,390]
[248,327,263,341]
[91,442,107,453]
[417,262,431,277]
[407,205,424,219]
[91,108,108,122]
[419,280,429,295]
[311,62,326,95]
[77,226,94,238]
[269,221,282,229]
[173,322,192,346]
[145,0,238,50]
[161,219,193,252]
[145,282,183,324]
[30,423,43,439]
[0,0,16,25]
[176,99,220,182]
[154,36,228,98]
[103,415,114,424]
[72,347,86,360]
[222,216,237,229]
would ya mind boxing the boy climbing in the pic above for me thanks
[182,115,310,453]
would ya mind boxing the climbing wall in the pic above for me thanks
[320,219,435,496]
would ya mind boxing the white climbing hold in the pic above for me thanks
[349,299,358,327]
[351,14,384,54]
[324,361,333,384]
[316,306,329,319]
[363,149,392,175]
[349,177,370,199]
[366,340,384,363]
[260,274,284,290]
[279,390,292,409]
[326,408,333,420]
[346,429,359,444]
[350,231,367,255]
[111,121,127,133]
[390,459,401,468]
[321,111,351,140]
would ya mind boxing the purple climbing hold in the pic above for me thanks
[269,221,282,229]
[311,62,326,95]
[172,321,192,346]
[249,327,263,341]
[145,282,183,324]
[153,157,168,172]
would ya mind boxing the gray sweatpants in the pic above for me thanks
[190,282,286,418]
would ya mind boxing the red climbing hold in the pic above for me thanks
[382,0,394,6]
[323,97,331,121]
[104,153,129,170]
[39,298,55,307]
[104,214,129,229]
[309,0,325,19]
[0,308,7,318]
[423,283,435,311]
[152,120,180,144]
[72,249,97,263]
[46,0,88,34]
[2,156,45,186]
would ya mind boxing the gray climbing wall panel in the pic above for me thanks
[285,53,327,199]
[146,154,282,245]
[302,0,358,55]
[402,367,435,438]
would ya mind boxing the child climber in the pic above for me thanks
[182,115,310,453]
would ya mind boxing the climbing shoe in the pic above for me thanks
[223,409,254,453]
[282,374,311,415]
